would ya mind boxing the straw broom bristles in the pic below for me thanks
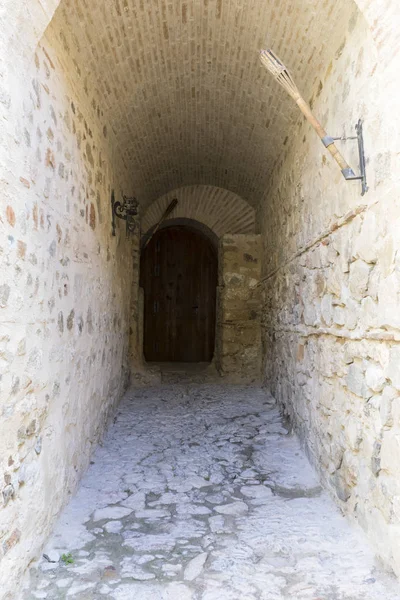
[259,49,353,175]
[259,49,301,102]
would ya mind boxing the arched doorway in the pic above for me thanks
[140,225,217,362]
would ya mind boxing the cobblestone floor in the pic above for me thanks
[25,385,400,599]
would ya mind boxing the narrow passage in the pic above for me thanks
[26,386,399,599]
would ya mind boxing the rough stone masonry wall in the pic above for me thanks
[0,27,134,599]
[216,235,261,383]
[260,5,400,576]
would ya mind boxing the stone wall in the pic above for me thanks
[128,234,161,386]
[260,5,400,575]
[0,28,134,599]
[216,235,261,383]
[2,0,400,593]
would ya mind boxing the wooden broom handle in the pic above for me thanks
[296,97,351,172]
[142,198,178,251]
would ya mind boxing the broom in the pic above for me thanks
[259,49,357,180]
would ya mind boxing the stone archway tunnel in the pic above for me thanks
[1,0,400,598]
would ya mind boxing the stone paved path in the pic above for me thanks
[25,385,400,599]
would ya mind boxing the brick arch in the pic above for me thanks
[141,185,256,240]
[142,217,220,250]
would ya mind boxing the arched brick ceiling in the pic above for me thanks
[47,0,358,210]
[142,185,255,238]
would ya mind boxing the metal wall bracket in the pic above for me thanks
[111,190,139,237]
[332,119,368,196]
[111,190,117,236]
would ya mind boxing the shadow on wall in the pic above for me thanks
[259,0,400,579]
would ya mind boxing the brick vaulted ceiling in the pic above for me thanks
[48,0,357,210]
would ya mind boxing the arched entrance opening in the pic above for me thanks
[4,0,400,595]
[140,225,218,363]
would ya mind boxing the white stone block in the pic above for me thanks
[387,347,400,391]
[183,553,207,581]
[365,364,386,392]
[354,211,379,264]
[346,363,369,398]
[348,259,371,300]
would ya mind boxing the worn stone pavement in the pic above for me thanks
[24,385,400,599]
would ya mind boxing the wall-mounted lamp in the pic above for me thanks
[259,49,368,195]
[111,191,139,237]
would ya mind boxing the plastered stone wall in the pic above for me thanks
[216,235,261,383]
[0,28,134,600]
[260,5,400,575]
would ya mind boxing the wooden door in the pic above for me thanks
[140,226,217,362]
